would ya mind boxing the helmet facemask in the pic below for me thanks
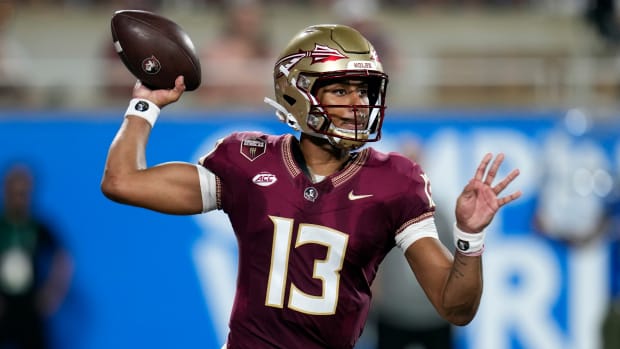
[304,73,387,150]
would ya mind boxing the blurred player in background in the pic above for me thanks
[0,163,73,349]
[101,24,521,348]
[532,119,619,349]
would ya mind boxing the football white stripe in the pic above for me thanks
[113,40,123,53]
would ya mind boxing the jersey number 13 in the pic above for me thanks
[265,216,349,315]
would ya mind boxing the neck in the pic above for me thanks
[299,134,350,177]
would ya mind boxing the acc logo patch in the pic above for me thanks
[142,55,161,75]
[240,137,266,161]
[252,172,277,187]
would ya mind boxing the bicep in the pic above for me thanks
[108,161,206,215]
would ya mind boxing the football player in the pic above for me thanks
[101,24,521,349]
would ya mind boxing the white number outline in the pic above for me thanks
[420,173,436,208]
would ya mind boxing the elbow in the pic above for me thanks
[446,312,476,327]
[441,303,480,326]
[101,171,130,203]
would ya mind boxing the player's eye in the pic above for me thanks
[323,88,348,96]
[334,88,348,96]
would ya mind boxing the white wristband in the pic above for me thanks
[453,223,485,256]
[124,98,160,127]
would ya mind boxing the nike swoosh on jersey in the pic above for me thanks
[348,190,373,201]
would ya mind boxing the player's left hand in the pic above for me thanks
[455,153,521,234]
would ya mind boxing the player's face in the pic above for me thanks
[4,175,31,214]
[315,80,370,130]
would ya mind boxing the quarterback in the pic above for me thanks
[101,24,521,349]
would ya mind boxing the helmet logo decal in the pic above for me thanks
[308,44,348,64]
[276,44,348,75]
[240,137,266,161]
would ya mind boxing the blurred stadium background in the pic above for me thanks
[1,1,619,349]
[2,0,620,113]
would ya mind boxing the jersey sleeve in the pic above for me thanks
[391,157,439,251]
[197,131,269,213]
[198,133,239,180]
[385,153,437,235]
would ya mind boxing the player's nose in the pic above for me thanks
[348,90,365,105]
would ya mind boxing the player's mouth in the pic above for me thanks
[336,116,367,130]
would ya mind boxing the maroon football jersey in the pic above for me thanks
[200,132,435,349]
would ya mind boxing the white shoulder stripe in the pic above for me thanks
[196,164,217,213]
[395,216,439,253]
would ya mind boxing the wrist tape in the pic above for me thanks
[453,223,485,256]
[124,98,160,127]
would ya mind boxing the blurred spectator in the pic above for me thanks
[198,0,273,107]
[371,138,455,349]
[533,122,612,247]
[0,1,32,105]
[585,0,620,44]
[0,163,73,349]
[330,0,401,76]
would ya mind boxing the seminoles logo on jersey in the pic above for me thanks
[304,187,319,202]
[141,55,161,75]
[240,137,266,161]
[275,44,348,77]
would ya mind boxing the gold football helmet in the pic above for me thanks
[264,24,388,150]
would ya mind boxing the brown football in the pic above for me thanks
[110,10,201,91]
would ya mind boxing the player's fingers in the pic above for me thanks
[173,76,186,92]
[492,168,520,194]
[484,153,504,185]
[498,190,522,207]
[166,76,186,101]
[176,75,185,86]
[474,153,493,181]
[132,80,147,95]
[131,79,153,99]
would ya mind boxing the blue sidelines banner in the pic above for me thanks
[0,110,617,349]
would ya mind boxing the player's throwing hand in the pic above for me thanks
[132,76,186,109]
